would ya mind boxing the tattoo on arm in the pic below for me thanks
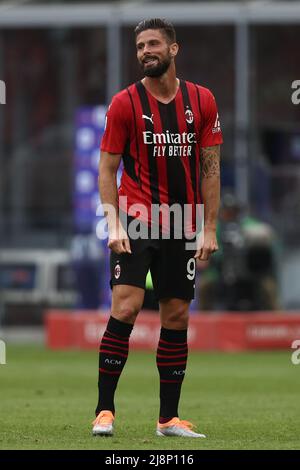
[200,145,220,178]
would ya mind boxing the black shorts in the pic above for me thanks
[110,216,197,301]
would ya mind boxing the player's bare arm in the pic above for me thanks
[195,144,220,261]
[98,151,131,254]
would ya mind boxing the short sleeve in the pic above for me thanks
[199,88,223,148]
[100,96,129,154]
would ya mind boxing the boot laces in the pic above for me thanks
[92,411,113,426]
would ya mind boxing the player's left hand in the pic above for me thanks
[194,227,218,261]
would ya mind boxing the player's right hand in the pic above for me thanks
[108,223,132,254]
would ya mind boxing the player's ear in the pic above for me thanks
[170,42,179,58]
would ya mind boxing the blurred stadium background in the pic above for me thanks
[1,0,300,334]
[0,0,300,450]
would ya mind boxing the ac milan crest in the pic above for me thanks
[185,108,194,124]
[114,264,121,279]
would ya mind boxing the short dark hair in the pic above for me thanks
[134,18,176,44]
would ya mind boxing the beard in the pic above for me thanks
[141,55,172,78]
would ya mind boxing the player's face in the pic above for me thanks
[136,29,177,78]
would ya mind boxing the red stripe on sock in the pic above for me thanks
[156,361,187,366]
[156,353,187,359]
[158,345,187,352]
[99,349,128,358]
[99,368,121,375]
[103,335,128,345]
[101,341,128,352]
[159,338,187,346]
[106,329,131,340]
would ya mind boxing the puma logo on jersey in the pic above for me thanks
[142,114,154,125]
[212,113,221,133]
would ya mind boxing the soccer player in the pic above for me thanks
[92,18,223,438]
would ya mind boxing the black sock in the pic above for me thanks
[95,316,133,416]
[156,327,188,422]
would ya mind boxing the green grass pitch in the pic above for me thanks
[0,345,299,450]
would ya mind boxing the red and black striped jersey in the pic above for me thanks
[101,79,223,231]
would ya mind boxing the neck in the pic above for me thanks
[142,63,179,103]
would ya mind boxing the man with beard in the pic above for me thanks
[92,18,223,438]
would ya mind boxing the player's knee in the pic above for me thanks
[162,304,189,329]
[112,306,140,324]
[111,286,144,324]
